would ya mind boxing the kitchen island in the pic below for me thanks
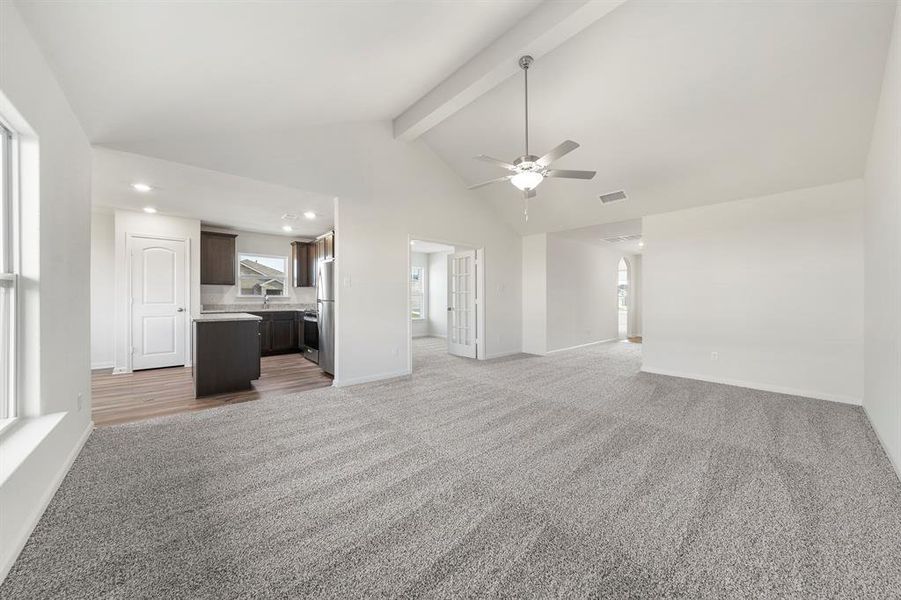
[192,313,262,397]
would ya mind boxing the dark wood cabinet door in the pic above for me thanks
[201,231,237,285]
[323,232,334,260]
[308,243,318,287]
[291,241,310,287]
[270,318,296,351]
[259,319,272,354]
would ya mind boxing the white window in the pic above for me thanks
[411,266,425,320]
[238,253,288,297]
[0,122,16,424]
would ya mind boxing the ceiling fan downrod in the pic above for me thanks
[520,55,533,157]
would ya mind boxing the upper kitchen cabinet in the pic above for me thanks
[291,241,314,288]
[201,231,237,285]
[320,230,335,261]
[291,230,335,288]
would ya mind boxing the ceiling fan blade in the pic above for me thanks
[545,169,596,180]
[474,155,517,171]
[468,175,513,190]
[536,140,580,167]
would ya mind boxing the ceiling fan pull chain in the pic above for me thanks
[523,194,529,221]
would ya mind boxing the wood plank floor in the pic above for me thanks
[92,353,333,427]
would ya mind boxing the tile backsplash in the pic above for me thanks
[201,284,317,307]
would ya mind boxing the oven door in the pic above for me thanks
[303,313,319,364]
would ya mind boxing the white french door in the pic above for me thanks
[131,236,187,370]
[447,250,477,358]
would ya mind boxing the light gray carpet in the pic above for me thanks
[3,338,901,598]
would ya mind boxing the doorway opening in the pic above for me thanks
[618,256,630,339]
[408,237,483,373]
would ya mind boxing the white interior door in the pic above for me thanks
[131,236,187,370]
[447,250,477,358]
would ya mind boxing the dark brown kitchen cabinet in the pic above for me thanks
[291,241,315,288]
[270,318,296,351]
[193,319,260,397]
[253,311,299,355]
[201,231,237,285]
[321,231,334,261]
[291,230,334,288]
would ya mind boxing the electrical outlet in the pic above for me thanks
[710,352,718,361]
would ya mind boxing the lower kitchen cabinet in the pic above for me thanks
[253,311,300,356]
[193,318,261,397]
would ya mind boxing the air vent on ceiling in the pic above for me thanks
[602,234,642,244]
[599,190,627,204]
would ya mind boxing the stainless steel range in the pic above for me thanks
[302,310,319,364]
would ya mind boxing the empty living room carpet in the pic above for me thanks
[2,337,900,598]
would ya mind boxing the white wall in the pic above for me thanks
[521,233,626,354]
[642,179,865,404]
[864,2,901,477]
[90,210,115,368]
[411,251,429,338]
[427,251,450,337]
[546,234,622,352]
[0,1,93,581]
[200,227,317,307]
[112,210,201,373]
[521,234,548,355]
[628,254,643,337]
[333,123,522,385]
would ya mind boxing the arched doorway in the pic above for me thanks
[618,257,630,339]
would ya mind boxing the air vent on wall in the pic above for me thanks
[599,190,627,204]
[602,234,642,244]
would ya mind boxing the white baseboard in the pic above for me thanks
[862,404,901,483]
[0,420,93,583]
[546,338,619,355]
[333,369,412,387]
[90,362,114,370]
[483,350,522,360]
[640,365,862,406]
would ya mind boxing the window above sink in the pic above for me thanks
[238,253,287,297]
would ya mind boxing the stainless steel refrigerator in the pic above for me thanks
[317,258,335,375]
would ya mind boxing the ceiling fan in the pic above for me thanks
[468,55,596,220]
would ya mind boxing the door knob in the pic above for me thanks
[177,308,185,312]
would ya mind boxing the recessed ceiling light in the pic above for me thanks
[303,211,316,220]
[410,241,416,246]
[282,225,293,232]
[281,213,298,221]
[143,206,157,214]
[132,182,152,193]
[638,240,645,248]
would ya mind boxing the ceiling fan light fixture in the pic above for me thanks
[511,170,544,191]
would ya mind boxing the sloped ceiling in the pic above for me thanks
[15,0,896,237]
[422,0,896,234]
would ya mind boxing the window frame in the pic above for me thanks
[410,265,425,321]
[0,120,18,427]
[236,251,289,298]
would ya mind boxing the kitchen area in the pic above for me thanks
[193,229,336,397]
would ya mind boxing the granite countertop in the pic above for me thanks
[193,312,263,322]
[201,303,315,314]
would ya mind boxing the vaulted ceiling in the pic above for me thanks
[15,0,896,235]
[422,0,896,234]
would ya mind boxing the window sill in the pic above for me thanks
[0,413,66,485]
